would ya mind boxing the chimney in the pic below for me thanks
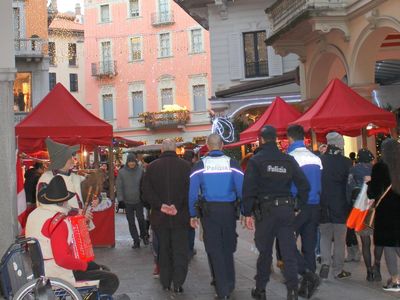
[75,3,81,16]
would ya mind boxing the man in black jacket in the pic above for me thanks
[142,139,191,293]
[319,132,352,280]
[243,126,310,300]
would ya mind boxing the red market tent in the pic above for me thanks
[289,78,396,136]
[15,83,113,152]
[239,96,302,142]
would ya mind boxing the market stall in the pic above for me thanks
[223,97,302,155]
[15,83,116,247]
[289,78,397,148]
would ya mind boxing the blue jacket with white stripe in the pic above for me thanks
[188,150,244,217]
[288,141,322,205]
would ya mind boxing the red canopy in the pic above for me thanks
[239,96,302,142]
[15,83,113,152]
[290,78,396,136]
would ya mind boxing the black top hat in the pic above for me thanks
[38,175,76,205]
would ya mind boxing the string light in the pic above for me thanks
[212,116,235,143]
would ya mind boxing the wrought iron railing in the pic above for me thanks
[245,61,269,78]
[91,61,117,77]
[151,11,175,26]
[14,38,47,56]
[138,110,190,129]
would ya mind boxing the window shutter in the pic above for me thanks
[267,46,283,77]
[228,33,242,80]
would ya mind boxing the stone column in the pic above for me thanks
[0,0,18,254]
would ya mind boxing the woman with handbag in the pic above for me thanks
[347,149,383,281]
[367,139,400,292]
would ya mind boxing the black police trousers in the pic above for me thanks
[293,204,320,274]
[202,202,237,298]
[255,205,298,290]
[155,227,189,289]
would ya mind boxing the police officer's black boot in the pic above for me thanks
[287,288,298,300]
[251,288,266,300]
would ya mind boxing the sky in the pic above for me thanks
[53,0,84,13]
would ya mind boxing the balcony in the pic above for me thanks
[138,110,190,130]
[14,38,47,58]
[266,0,348,37]
[151,11,175,26]
[14,112,28,125]
[91,61,118,78]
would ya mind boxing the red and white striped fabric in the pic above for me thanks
[16,154,27,230]
[346,183,374,232]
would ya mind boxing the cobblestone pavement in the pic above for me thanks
[94,212,399,300]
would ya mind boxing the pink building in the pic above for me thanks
[84,0,211,144]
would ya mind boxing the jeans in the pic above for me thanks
[320,223,347,275]
[125,203,147,243]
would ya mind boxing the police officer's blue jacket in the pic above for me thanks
[242,142,310,216]
[288,141,322,205]
[188,150,244,217]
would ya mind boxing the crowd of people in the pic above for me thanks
[22,127,400,300]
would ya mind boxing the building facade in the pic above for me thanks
[175,0,302,118]
[84,0,212,144]
[13,0,49,124]
[48,4,85,105]
[265,0,400,151]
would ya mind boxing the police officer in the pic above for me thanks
[243,126,310,300]
[189,134,244,300]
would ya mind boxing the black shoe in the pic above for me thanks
[132,241,140,249]
[210,279,216,286]
[162,286,171,291]
[319,264,329,279]
[298,277,308,298]
[366,267,374,282]
[142,236,149,246]
[303,272,320,299]
[173,286,183,293]
[251,288,266,300]
[373,264,382,282]
[287,288,298,300]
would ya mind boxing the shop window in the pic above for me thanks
[13,72,32,112]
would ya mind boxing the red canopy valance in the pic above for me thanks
[239,96,302,142]
[15,83,113,152]
[290,79,396,136]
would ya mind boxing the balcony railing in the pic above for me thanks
[151,11,175,26]
[138,110,190,129]
[14,112,28,125]
[266,0,347,34]
[245,61,269,78]
[91,61,117,78]
[14,38,47,57]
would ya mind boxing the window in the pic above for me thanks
[191,29,203,54]
[132,91,144,117]
[129,0,139,17]
[69,74,78,92]
[159,33,171,57]
[193,85,206,112]
[68,43,77,66]
[102,94,114,121]
[158,0,169,22]
[49,42,56,65]
[130,37,142,61]
[49,73,56,91]
[161,88,173,107]
[243,31,268,78]
[100,4,110,23]
[101,41,112,72]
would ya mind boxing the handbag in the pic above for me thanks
[363,184,392,229]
